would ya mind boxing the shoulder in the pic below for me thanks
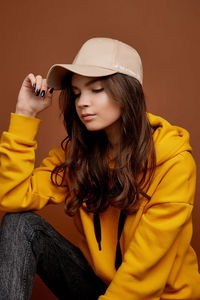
[160,151,196,181]
[146,151,197,207]
[178,151,196,173]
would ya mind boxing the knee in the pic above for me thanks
[1,211,39,238]
[2,211,33,226]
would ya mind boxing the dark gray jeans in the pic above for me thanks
[0,211,107,300]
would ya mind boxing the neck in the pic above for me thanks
[104,119,122,156]
[107,137,121,161]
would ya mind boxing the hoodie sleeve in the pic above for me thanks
[99,152,196,300]
[0,113,67,212]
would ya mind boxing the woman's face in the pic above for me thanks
[71,74,122,135]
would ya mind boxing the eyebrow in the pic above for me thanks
[71,78,101,89]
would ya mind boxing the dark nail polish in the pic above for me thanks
[33,83,36,89]
[49,88,54,94]
[36,89,40,96]
[41,90,45,97]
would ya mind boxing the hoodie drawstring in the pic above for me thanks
[115,210,126,270]
[94,213,102,250]
[93,211,126,270]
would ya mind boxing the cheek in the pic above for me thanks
[102,100,121,121]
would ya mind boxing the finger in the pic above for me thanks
[47,86,54,96]
[40,78,48,98]
[23,73,36,88]
[35,75,43,96]
[28,73,36,85]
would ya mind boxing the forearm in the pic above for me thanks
[0,113,41,210]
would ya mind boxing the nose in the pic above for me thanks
[76,92,91,108]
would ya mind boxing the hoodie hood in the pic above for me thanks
[147,112,192,166]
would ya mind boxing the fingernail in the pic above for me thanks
[40,90,45,97]
[36,89,40,96]
[49,88,54,94]
[33,83,36,89]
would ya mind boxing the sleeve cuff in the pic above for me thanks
[8,113,41,141]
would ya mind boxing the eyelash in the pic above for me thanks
[73,88,104,99]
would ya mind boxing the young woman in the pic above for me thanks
[0,37,200,300]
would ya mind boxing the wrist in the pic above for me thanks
[15,108,38,118]
[9,113,41,140]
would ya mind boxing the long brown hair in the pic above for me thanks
[51,72,156,216]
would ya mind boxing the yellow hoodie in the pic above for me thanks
[0,112,200,299]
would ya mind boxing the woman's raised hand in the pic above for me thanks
[16,73,54,118]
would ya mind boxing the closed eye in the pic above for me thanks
[73,88,104,99]
[92,88,104,93]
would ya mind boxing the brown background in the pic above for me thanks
[0,0,200,299]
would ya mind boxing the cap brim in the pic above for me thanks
[46,64,118,90]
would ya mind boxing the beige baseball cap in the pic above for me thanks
[46,37,143,90]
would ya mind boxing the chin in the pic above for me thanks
[85,127,103,132]
[84,125,105,131]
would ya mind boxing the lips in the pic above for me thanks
[81,113,95,117]
[81,114,96,121]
